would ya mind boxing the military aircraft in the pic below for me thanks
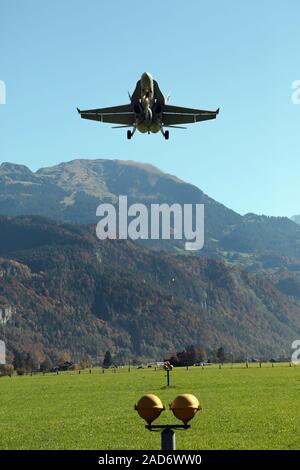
[77,72,219,140]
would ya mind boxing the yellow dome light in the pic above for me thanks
[135,394,165,425]
[169,394,201,425]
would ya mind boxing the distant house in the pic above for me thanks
[50,362,73,372]
[58,361,73,371]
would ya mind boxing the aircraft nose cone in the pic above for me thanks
[141,72,153,82]
[141,72,154,99]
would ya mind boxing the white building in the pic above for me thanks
[0,340,5,365]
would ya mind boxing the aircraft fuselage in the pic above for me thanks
[132,72,163,134]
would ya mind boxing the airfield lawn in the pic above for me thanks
[0,364,300,450]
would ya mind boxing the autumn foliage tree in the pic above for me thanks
[79,355,92,369]
[57,352,71,364]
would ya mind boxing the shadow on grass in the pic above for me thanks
[160,385,177,390]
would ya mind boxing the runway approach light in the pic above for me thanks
[170,394,201,425]
[134,394,165,425]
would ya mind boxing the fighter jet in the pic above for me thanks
[77,72,219,140]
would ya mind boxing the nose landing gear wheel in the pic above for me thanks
[127,130,132,140]
[164,130,169,140]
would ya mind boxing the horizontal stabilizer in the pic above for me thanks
[163,104,218,115]
[163,111,218,126]
[78,104,132,115]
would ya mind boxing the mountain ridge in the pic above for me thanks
[291,215,300,225]
[0,158,299,264]
[1,215,300,362]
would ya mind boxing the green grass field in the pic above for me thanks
[1,364,300,450]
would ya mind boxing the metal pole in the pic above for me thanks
[167,369,170,386]
[161,428,176,450]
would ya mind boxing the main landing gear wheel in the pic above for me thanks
[164,130,169,140]
[127,130,132,140]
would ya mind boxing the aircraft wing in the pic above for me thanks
[77,104,135,125]
[162,105,219,126]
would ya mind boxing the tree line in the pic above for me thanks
[0,349,116,375]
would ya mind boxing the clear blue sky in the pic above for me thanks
[0,0,299,216]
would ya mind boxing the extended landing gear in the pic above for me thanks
[161,128,169,140]
[127,127,137,140]
[127,130,132,140]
